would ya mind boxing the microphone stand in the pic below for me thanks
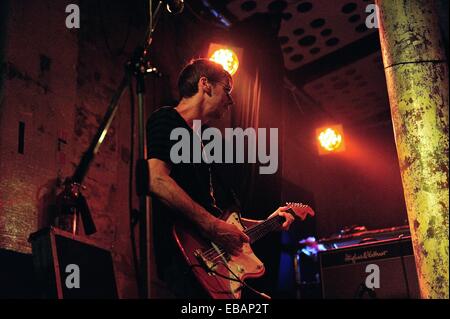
[54,0,166,299]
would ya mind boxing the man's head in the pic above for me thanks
[178,59,234,120]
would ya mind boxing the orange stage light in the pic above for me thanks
[208,43,242,76]
[316,124,346,155]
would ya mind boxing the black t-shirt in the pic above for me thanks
[146,106,222,279]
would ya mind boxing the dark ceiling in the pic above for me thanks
[189,0,449,130]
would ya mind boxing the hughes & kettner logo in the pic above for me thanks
[344,250,389,264]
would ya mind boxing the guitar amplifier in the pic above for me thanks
[29,227,118,299]
[319,236,420,299]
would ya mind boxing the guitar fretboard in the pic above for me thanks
[244,208,294,243]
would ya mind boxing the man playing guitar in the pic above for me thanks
[146,59,314,298]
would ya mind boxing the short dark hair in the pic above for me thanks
[178,58,232,98]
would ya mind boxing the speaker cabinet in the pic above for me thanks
[319,237,420,299]
[0,249,39,298]
[29,227,118,299]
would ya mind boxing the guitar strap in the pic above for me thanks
[192,125,223,217]
[193,124,242,216]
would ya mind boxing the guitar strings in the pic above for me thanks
[201,216,282,260]
[202,210,293,260]
[201,206,300,259]
[200,216,283,261]
[203,224,278,263]
[201,217,280,260]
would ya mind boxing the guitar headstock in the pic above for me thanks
[285,202,315,220]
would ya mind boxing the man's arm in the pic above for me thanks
[148,158,249,255]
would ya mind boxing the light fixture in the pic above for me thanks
[208,43,242,76]
[316,124,346,155]
[165,0,184,14]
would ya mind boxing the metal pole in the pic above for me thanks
[376,0,449,298]
[137,86,150,298]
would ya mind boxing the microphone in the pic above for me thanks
[146,0,184,43]
[164,0,184,14]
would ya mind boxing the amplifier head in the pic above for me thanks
[319,237,420,299]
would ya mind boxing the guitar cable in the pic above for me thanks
[190,259,272,299]
[220,261,272,300]
[210,233,272,299]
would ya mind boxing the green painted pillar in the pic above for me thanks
[376,0,449,298]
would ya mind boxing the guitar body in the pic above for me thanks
[173,212,265,299]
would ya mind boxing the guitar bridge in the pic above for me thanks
[194,250,216,274]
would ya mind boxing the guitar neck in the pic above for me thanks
[244,208,294,244]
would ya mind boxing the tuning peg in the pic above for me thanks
[285,202,311,209]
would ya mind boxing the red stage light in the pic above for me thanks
[316,125,346,155]
[208,43,242,76]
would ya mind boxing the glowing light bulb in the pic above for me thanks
[209,48,239,75]
[318,128,343,152]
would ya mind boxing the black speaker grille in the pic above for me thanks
[319,238,420,299]
[55,235,117,298]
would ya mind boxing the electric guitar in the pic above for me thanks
[173,202,315,299]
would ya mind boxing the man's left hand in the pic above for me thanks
[269,206,295,231]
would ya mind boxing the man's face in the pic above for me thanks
[207,79,234,119]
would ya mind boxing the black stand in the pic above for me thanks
[53,1,167,299]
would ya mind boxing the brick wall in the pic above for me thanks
[0,0,153,298]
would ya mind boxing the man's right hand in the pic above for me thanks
[207,219,250,256]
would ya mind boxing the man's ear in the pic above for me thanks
[199,76,212,96]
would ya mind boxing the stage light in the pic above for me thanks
[209,48,239,75]
[319,128,342,151]
[316,125,345,155]
[208,43,242,76]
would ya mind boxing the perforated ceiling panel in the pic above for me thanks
[303,51,388,125]
[226,0,377,70]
